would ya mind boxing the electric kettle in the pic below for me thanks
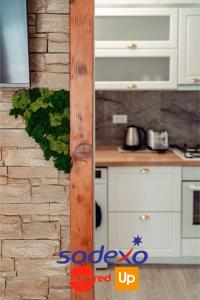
[124,125,146,151]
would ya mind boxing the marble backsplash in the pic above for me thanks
[96,91,200,147]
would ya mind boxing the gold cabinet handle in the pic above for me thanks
[140,168,150,174]
[139,214,150,221]
[192,78,200,84]
[127,43,137,49]
[127,83,137,89]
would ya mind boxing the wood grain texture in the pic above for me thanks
[95,265,200,300]
[96,147,200,166]
[70,0,94,300]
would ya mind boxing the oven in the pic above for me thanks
[182,168,200,239]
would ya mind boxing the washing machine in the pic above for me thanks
[95,168,108,269]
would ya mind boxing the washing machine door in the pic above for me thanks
[96,201,102,228]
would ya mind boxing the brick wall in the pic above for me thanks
[0,1,70,299]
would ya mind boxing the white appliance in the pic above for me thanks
[147,129,169,151]
[182,168,200,239]
[95,168,108,269]
[172,145,200,160]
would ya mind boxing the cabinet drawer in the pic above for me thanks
[182,167,200,181]
[108,167,181,212]
[95,8,178,49]
[109,212,181,257]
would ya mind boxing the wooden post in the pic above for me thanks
[70,0,94,300]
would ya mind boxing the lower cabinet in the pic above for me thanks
[108,166,182,259]
[109,212,181,257]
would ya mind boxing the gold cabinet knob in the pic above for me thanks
[127,43,137,49]
[192,78,200,84]
[127,83,137,89]
[140,168,150,174]
[139,214,150,221]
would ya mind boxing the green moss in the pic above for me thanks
[10,88,71,173]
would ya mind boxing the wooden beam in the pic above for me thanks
[70,0,94,299]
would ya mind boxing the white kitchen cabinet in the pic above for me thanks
[179,8,200,85]
[108,166,181,211]
[95,8,178,49]
[108,166,181,258]
[95,49,177,90]
[96,0,200,5]
[109,212,181,257]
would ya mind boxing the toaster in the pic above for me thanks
[147,130,169,151]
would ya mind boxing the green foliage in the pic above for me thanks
[10,88,71,173]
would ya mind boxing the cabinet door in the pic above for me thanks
[96,1,200,5]
[95,0,156,6]
[179,8,200,85]
[95,8,178,49]
[109,212,181,257]
[95,49,177,90]
[108,166,181,212]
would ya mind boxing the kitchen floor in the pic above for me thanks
[95,265,200,300]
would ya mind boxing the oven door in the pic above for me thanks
[182,181,200,239]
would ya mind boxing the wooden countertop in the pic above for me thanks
[96,147,200,167]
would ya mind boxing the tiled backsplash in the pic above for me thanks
[96,91,200,146]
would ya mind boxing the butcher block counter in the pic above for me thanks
[96,147,200,167]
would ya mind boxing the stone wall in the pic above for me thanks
[0,1,70,299]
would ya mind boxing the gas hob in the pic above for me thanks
[172,144,200,160]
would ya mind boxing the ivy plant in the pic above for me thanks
[10,88,71,173]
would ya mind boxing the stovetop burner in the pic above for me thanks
[172,144,200,159]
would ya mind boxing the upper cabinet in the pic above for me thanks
[95,8,178,49]
[96,1,200,5]
[95,5,200,90]
[95,8,178,90]
[178,8,200,85]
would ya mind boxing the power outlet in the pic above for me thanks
[113,114,128,124]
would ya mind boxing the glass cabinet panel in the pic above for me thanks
[95,8,178,49]
[96,16,170,41]
[96,57,170,82]
[95,49,177,90]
